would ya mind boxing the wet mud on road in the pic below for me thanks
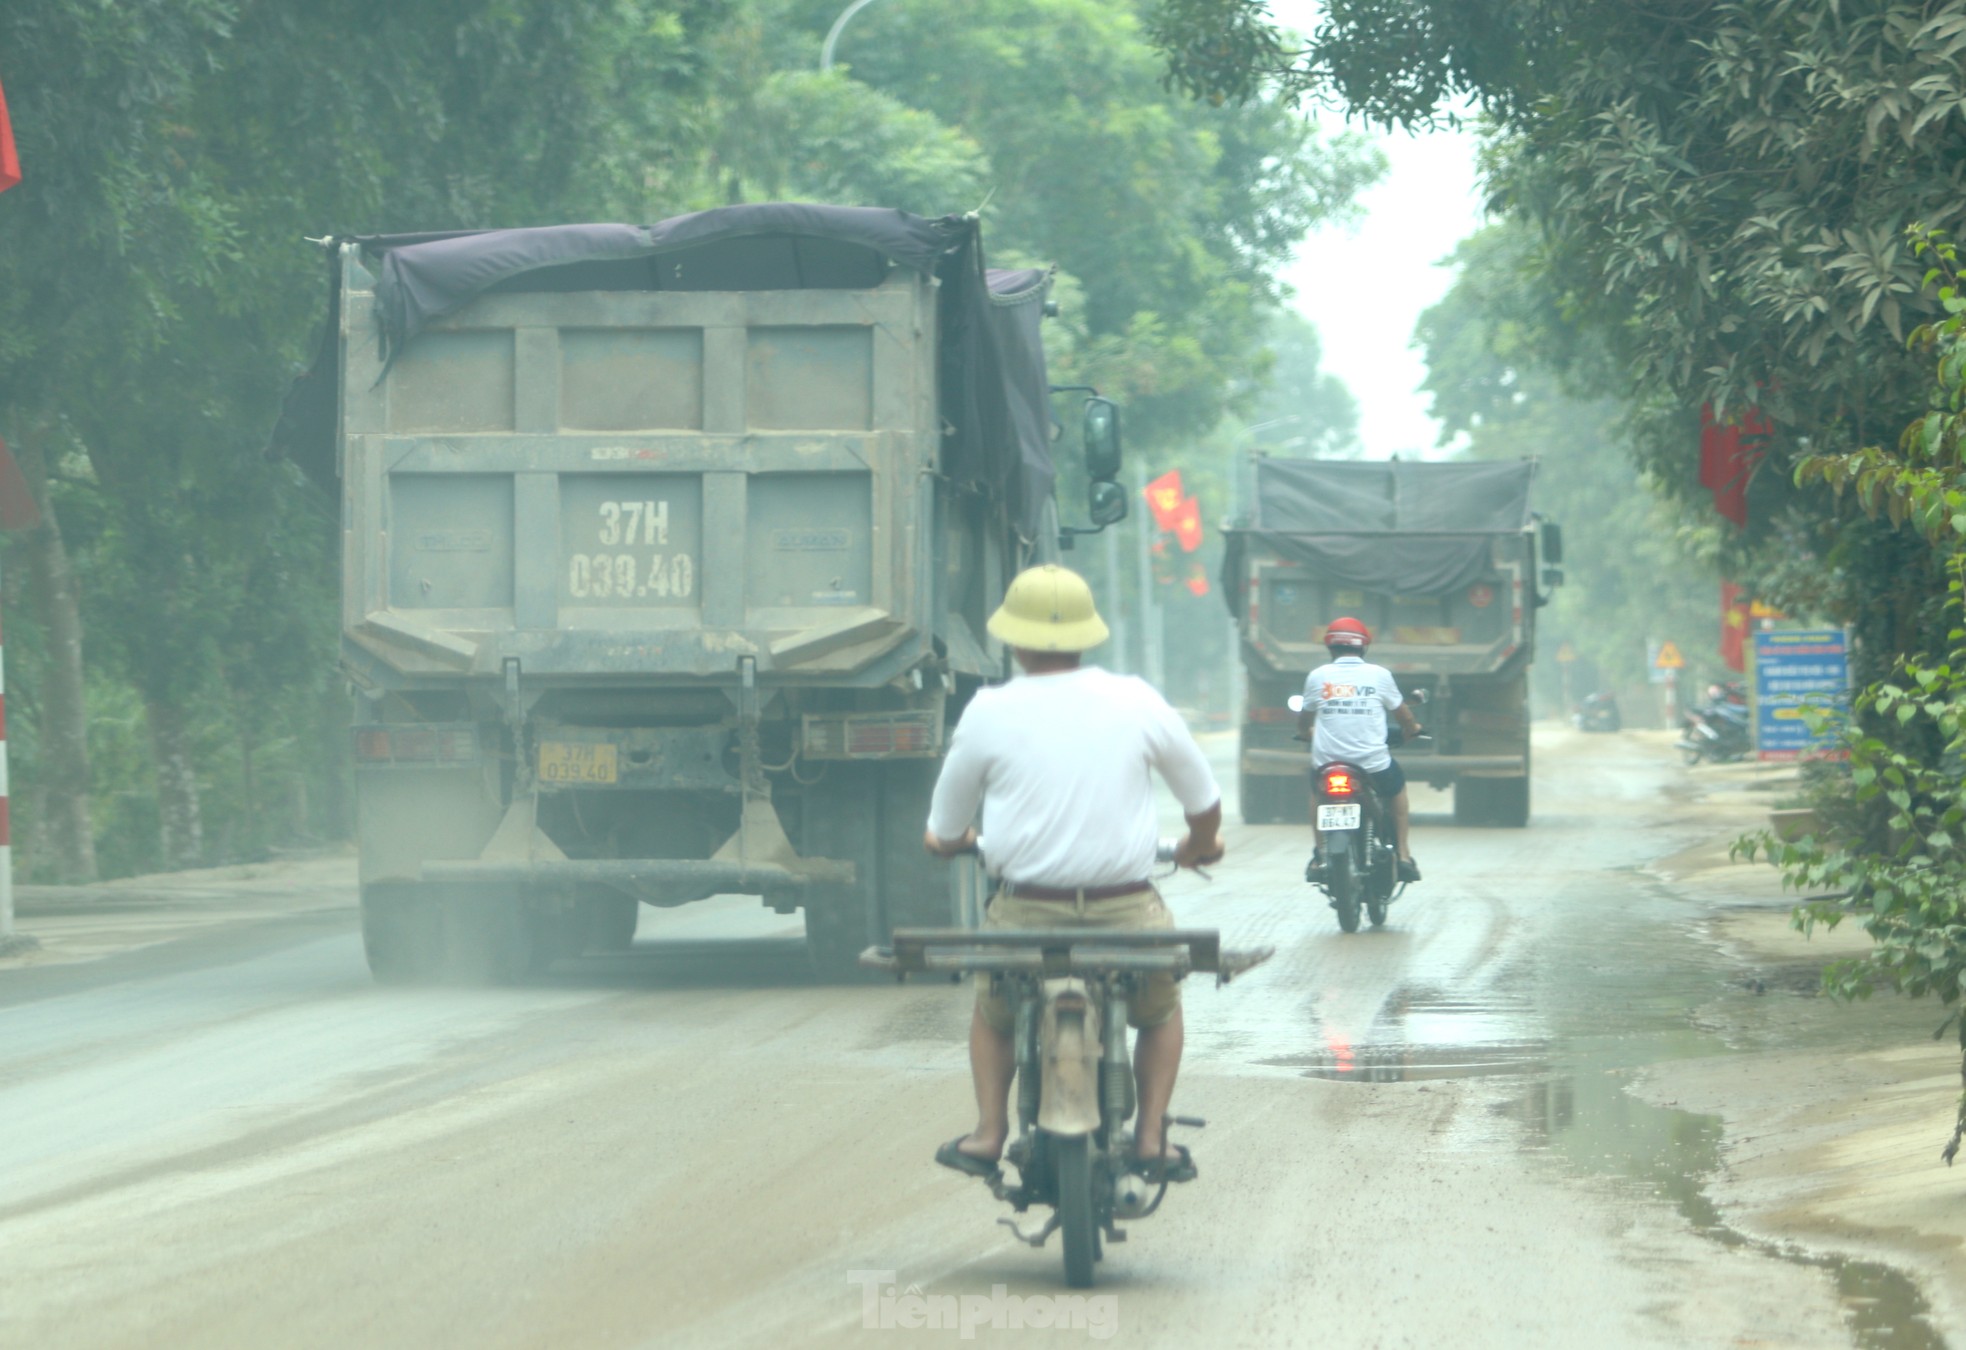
[0,726,1953,1347]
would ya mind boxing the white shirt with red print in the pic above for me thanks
[1302,654,1403,772]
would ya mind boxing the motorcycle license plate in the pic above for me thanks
[1317,804,1361,830]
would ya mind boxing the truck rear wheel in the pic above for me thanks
[361,884,443,984]
[441,885,535,984]
[800,760,961,980]
[1240,773,1309,826]
[581,893,640,952]
[1453,777,1531,828]
[878,760,964,932]
[1240,771,1279,825]
[800,764,884,981]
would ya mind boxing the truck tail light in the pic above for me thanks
[354,726,480,764]
[802,709,943,760]
[1320,767,1356,799]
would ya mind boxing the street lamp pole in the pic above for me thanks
[821,0,891,72]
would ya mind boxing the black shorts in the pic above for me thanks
[1314,759,1406,798]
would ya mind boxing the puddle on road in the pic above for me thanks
[1258,986,1548,1081]
[1261,884,1947,1347]
[1503,1055,1945,1350]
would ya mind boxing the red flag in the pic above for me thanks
[0,76,19,194]
[1720,582,1749,672]
[1173,496,1203,553]
[1144,470,1184,531]
[1698,403,1770,528]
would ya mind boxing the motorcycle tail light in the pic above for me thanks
[1321,768,1355,798]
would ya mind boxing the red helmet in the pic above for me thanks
[1325,616,1371,649]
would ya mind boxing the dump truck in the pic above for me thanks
[1223,458,1562,827]
[272,204,1127,980]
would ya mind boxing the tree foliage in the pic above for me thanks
[0,0,1373,875]
[1153,0,1966,1154]
[1415,223,1722,701]
[1153,2,1966,638]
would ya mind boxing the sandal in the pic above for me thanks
[934,1135,1002,1179]
[1130,1143,1197,1184]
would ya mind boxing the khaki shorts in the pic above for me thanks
[973,886,1182,1035]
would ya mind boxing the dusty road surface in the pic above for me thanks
[0,727,1949,1348]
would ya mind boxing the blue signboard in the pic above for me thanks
[1752,628,1849,761]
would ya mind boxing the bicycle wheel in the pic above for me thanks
[1054,1133,1097,1288]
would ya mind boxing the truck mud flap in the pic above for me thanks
[419,857,854,902]
[1243,748,1527,775]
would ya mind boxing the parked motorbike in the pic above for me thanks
[1574,690,1622,732]
[1678,681,1750,763]
[862,893,1272,1289]
[1289,690,1429,932]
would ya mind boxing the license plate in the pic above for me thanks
[538,741,618,785]
[1317,803,1361,830]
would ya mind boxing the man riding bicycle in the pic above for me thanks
[922,564,1224,1182]
[1299,616,1423,884]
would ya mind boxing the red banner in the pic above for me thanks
[1699,403,1771,528]
[0,76,19,194]
[1173,496,1203,553]
[1144,470,1184,531]
[1721,582,1749,672]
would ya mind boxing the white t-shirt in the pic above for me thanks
[1302,655,1404,772]
[926,667,1221,887]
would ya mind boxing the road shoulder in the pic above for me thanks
[0,852,357,972]
[1640,764,1966,1333]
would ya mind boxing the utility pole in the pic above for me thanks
[1102,516,1130,673]
[1133,465,1165,688]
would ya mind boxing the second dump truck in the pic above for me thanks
[1224,457,1562,827]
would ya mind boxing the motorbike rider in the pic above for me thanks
[1298,617,1423,883]
[922,564,1225,1182]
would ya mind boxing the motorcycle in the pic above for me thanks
[1288,691,1429,933]
[1573,690,1622,732]
[1677,681,1750,763]
[861,879,1272,1289]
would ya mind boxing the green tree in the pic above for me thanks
[0,0,725,875]
[1151,0,1966,663]
[1415,223,1723,701]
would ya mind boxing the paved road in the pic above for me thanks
[0,729,1889,1347]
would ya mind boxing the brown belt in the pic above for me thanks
[998,880,1153,903]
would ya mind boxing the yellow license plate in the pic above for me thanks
[538,741,618,785]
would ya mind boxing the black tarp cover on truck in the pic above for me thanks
[269,203,1056,538]
[1223,459,1536,614]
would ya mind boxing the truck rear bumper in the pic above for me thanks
[1241,748,1527,778]
[419,856,853,899]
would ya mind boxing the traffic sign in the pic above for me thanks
[1556,642,1577,664]
[1752,628,1849,761]
[1653,640,1686,670]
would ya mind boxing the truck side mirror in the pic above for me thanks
[1088,479,1127,528]
[1541,521,1564,565]
[1083,398,1122,481]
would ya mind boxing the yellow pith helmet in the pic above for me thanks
[987,564,1111,653]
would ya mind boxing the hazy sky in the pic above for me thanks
[1267,3,1488,460]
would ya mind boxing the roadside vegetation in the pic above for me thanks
[0,0,1378,881]
[1151,0,1966,1154]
